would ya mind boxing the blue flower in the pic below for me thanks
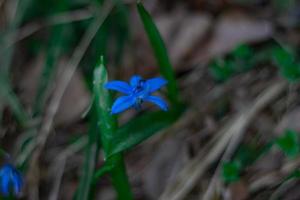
[105,75,168,114]
[0,164,23,197]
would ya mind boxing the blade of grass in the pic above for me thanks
[0,77,29,127]
[76,116,100,200]
[93,164,113,183]
[137,2,179,106]
[32,25,67,117]
[0,0,34,76]
[17,0,114,179]
[0,0,33,127]
[95,57,133,200]
[107,108,183,157]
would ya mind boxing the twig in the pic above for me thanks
[48,136,87,200]
[49,136,88,172]
[249,156,300,194]
[201,99,257,200]
[159,80,286,200]
[48,159,66,200]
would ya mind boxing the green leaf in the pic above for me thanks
[93,164,113,183]
[107,108,183,157]
[33,25,67,117]
[272,46,300,82]
[232,44,253,60]
[209,59,234,82]
[76,57,107,200]
[137,2,179,106]
[221,161,241,183]
[234,141,273,168]
[276,129,300,158]
[94,57,117,154]
[0,77,29,127]
[95,57,133,200]
[286,169,300,181]
[0,148,8,158]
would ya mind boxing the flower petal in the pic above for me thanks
[130,75,143,87]
[11,170,22,195]
[111,96,136,114]
[146,77,167,93]
[0,170,10,196]
[105,81,132,94]
[144,95,168,111]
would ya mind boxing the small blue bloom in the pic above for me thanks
[105,75,168,114]
[0,164,23,197]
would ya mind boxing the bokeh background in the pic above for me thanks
[1,0,300,199]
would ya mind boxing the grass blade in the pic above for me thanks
[33,25,67,117]
[107,108,183,157]
[95,57,133,200]
[0,77,29,127]
[137,2,179,106]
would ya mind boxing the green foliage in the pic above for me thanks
[137,2,179,106]
[0,77,29,127]
[82,0,129,89]
[276,129,300,158]
[285,169,300,181]
[0,148,7,158]
[272,46,300,82]
[93,164,113,183]
[76,57,105,200]
[107,108,183,157]
[221,140,274,184]
[234,143,269,168]
[222,161,241,183]
[33,25,68,117]
[273,0,296,12]
[209,44,256,82]
[210,59,235,82]
[232,44,253,60]
[92,57,133,200]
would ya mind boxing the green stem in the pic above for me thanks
[94,57,133,200]
[109,154,133,200]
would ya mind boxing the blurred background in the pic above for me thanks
[1,0,300,199]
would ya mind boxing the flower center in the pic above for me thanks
[133,79,146,94]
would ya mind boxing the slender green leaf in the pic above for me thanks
[93,164,113,183]
[0,77,29,127]
[107,108,183,157]
[272,46,300,82]
[76,58,105,200]
[137,2,179,106]
[95,57,133,200]
[94,57,117,154]
[209,59,234,82]
[276,129,300,158]
[0,0,34,76]
[285,169,300,181]
[33,25,66,117]
[221,161,241,183]
[232,44,253,60]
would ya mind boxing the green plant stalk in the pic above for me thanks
[95,57,133,200]
[137,2,179,107]
[0,77,29,127]
[76,111,100,200]
[33,24,66,117]
[109,154,133,200]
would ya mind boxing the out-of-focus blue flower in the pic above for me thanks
[0,164,23,197]
[105,75,168,114]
